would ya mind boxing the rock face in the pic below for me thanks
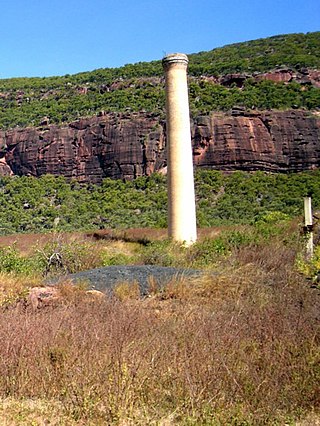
[1,113,167,183]
[0,110,319,182]
[192,110,320,172]
[218,68,320,88]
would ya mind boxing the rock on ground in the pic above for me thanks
[67,265,203,295]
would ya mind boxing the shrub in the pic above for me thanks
[255,210,291,224]
[101,252,135,267]
[296,244,320,283]
[0,273,41,307]
[37,239,104,275]
[0,245,41,275]
[187,237,229,268]
[0,170,319,233]
[139,240,183,267]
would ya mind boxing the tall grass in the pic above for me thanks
[0,238,319,425]
[0,222,319,424]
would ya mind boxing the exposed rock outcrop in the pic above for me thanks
[0,110,319,182]
[2,113,166,183]
[192,110,320,172]
[218,68,320,88]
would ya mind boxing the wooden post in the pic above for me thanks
[304,196,314,258]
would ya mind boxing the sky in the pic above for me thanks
[0,0,319,79]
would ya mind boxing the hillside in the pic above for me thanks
[0,31,319,187]
[0,32,319,426]
[0,169,319,234]
[0,32,319,130]
[1,31,320,426]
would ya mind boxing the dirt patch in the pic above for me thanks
[0,227,227,255]
[0,232,93,255]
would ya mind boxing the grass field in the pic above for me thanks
[0,222,319,425]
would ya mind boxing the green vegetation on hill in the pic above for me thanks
[189,31,320,75]
[0,170,319,235]
[0,78,319,129]
[0,32,319,129]
[189,79,320,114]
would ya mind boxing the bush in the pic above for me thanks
[296,244,320,283]
[102,252,135,267]
[37,239,104,275]
[139,240,182,267]
[187,237,229,268]
[0,245,41,275]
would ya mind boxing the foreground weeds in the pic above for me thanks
[0,273,42,308]
[0,241,319,425]
[0,222,319,424]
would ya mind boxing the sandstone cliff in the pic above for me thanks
[0,110,319,182]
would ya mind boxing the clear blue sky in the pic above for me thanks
[0,0,319,79]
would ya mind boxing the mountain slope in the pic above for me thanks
[0,32,319,130]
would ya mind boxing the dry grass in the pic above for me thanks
[0,398,80,426]
[113,281,141,301]
[0,240,319,425]
[0,227,319,424]
[100,239,140,264]
[0,273,43,307]
[89,226,229,245]
[0,231,92,256]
